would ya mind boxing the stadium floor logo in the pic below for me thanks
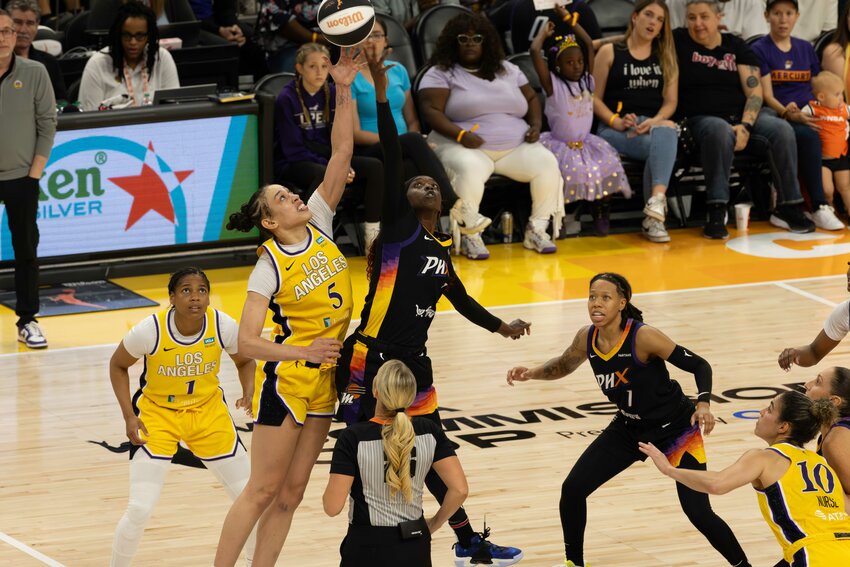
[727,231,850,259]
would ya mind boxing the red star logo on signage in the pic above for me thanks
[109,142,193,230]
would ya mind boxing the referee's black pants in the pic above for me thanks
[340,523,431,567]
[0,175,40,327]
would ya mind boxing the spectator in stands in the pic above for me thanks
[79,1,179,110]
[593,0,680,244]
[419,12,562,260]
[0,8,56,348]
[351,18,490,238]
[256,0,331,73]
[7,0,66,101]
[35,0,77,19]
[274,43,385,251]
[668,0,768,38]
[675,0,815,239]
[187,0,268,79]
[752,0,843,231]
[372,0,459,33]
[508,0,602,55]
[530,13,631,237]
[822,2,850,95]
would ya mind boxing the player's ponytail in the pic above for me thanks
[829,367,850,417]
[227,187,271,235]
[779,391,838,447]
[374,360,417,503]
[590,272,643,329]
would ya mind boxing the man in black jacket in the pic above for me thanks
[7,0,66,101]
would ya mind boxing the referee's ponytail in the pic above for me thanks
[590,272,643,330]
[374,360,417,503]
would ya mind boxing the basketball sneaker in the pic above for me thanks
[460,234,490,260]
[450,198,491,235]
[453,525,523,566]
[18,321,47,349]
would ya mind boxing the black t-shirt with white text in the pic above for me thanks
[674,28,760,122]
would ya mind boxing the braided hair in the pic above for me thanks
[108,1,160,81]
[294,43,332,130]
[589,272,643,329]
[549,34,592,96]
[167,267,210,294]
[226,186,272,238]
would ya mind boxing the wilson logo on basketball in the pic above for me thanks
[324,12,364,28]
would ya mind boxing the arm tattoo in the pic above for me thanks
[744,95,763,117]
[746,75,759,88]
[542,332,584,379]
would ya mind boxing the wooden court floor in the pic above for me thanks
[2,221,850,566]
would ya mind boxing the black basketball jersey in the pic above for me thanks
[354,102,500,352]
[330,417,456,527]
[586,319,686,422]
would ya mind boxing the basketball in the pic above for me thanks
[317,0,376,47]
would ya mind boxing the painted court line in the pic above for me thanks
[0,531,66,567]
[0,273,843,359]
[772,282,838,308]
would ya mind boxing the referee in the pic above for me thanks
[324,360,467,566]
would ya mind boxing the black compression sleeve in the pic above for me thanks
[667,345,712,404]
[442,279,501,332]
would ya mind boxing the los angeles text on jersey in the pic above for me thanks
[293,251,348,301]
[157,352,217,377]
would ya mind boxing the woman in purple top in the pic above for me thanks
[530,13,631,237]
[418,13,562,261]
[274,43,384,252]
[752,0,843,230]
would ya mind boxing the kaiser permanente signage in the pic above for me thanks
[0,115,259,261]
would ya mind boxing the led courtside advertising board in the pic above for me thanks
[0,115,259,261]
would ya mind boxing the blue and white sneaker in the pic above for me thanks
[18,321,47,349]
[453,525,523,566]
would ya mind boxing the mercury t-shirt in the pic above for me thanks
[751,35,819,109]
[674,28,760,121]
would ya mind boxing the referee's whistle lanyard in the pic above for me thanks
[123,64,151,107]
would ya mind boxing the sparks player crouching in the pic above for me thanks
[108,268,256,567]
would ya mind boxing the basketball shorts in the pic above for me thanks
[253,360,336,426]
[134,387,239,460]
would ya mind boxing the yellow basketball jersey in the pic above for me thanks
[260,224,353,365]
[757,443,850,565]
[140,307,224,409]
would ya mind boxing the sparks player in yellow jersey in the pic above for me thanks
[641,390,850,566]
[108,268,256,567]
[214,48,362,567]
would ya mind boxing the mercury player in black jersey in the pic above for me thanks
[335,48,529,567]
[507,272,751,567]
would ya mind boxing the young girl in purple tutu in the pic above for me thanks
[530,8,631,236]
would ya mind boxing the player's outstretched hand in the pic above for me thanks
[125,415,148,445]
[638,441,673,476]
[303,337,343,364]
[506,366,536,385]
[328,47,366,88]
[498,319,531,340]
[778,347,801,371]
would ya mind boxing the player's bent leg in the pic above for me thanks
[251,415,331,567]
[676,452,751,567]
[110,451,170,567]
[206,449,255,566]
[214,419,302,567]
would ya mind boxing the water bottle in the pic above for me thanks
[501,211,513,243]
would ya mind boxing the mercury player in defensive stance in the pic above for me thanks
[507,272,751,567]
[641,391,850,566]
[108,267,255,567]
[336,47,529,567]
[214,48,361,567]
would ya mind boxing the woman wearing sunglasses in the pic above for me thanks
[419,12,562,260]
[79,1,179,111]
